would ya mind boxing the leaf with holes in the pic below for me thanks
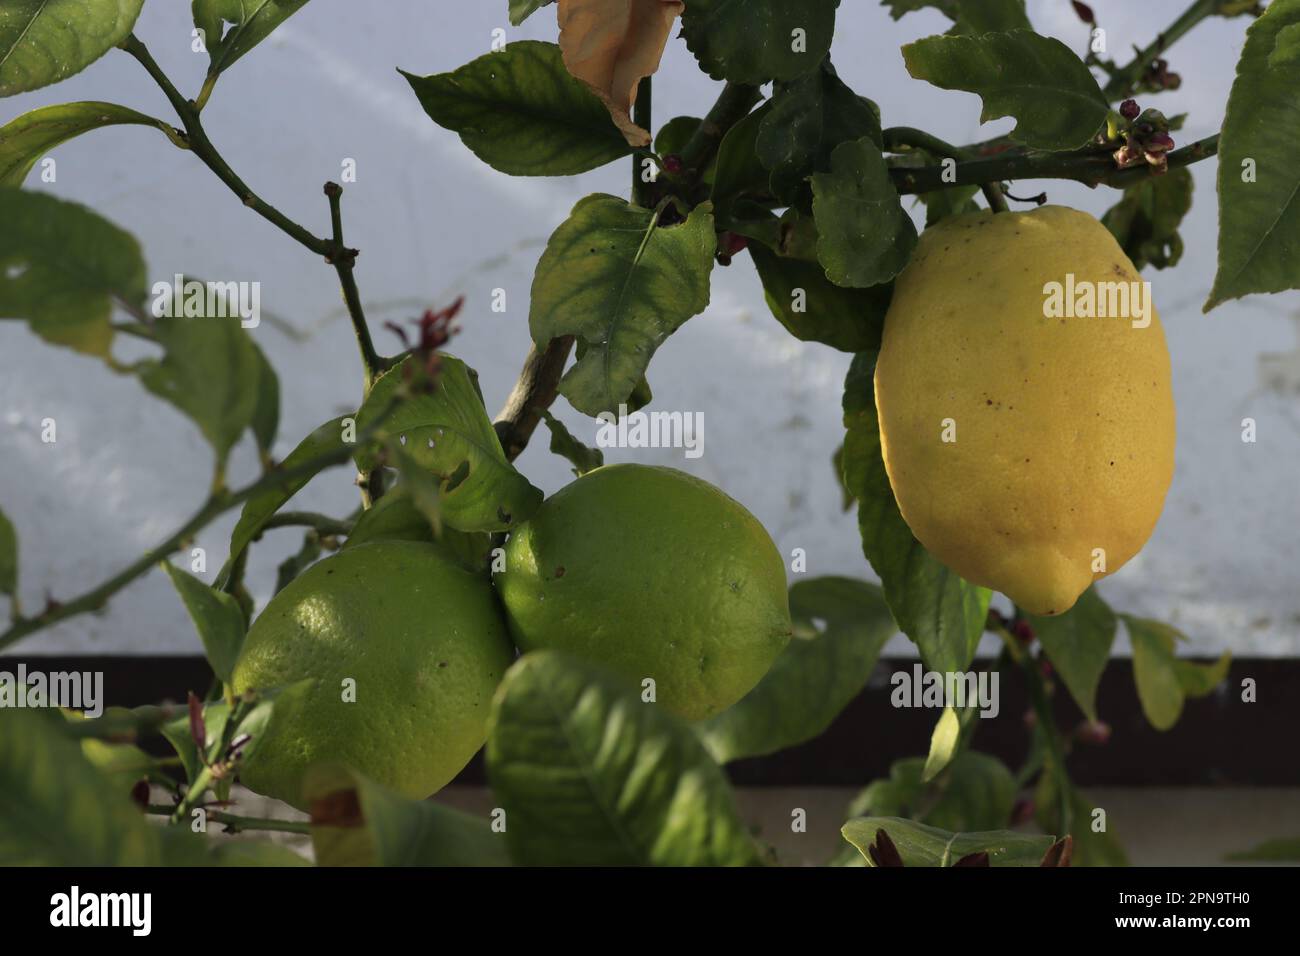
[354,354,543,532]
[902,30,1108,150]
[193,0,312,78]
[530,194,715,417]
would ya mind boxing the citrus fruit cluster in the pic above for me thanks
[232,464,791,807]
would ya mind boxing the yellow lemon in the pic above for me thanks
[874,206,1175,615]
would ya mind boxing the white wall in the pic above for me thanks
[1,1,1296,657]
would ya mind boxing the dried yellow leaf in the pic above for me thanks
[557,0,683,147]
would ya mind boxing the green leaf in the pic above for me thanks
[0,507,16,601]
[138,314,262,474]
[530,194,716,417]
[698,577,895,764]
[841,351,990,672]
[193,0,311,78]
[354,354,543,531]
[162,701,231,786]
[1205,0,1300,310]
[0,709,161,865]
[1127,615,1184,730]
[1035,772,1128,866]
[882,0,959,20]
[1102,167,1193,270]
[920,707,961,783]
[757,59,882,204]
[1225,837,1300,862]
[384,439,445,534]
[750,243,889,352]
[1125,614,1230,731]
[1029,588,1116,723]
[217,416,351,588]
[509,0,553,26]
[842,815,1053,867]
[655,115,701,158]
[711,102,772,223]
[919,184,981,225]
[306,766,509,866]
[888,0,1036,36]
[202,840,311,866]
[248,342,280,463]
[847,752,1016,834]
[0,102,172,187]
[79,737,154,786]
[343,488,492,573]
[902,30,1108,150]
[541,410,603,476]
[682,0,839,85]
[0,187,145,357]
[0,0,145,97]
[402,41,632,177]
[486,651,764,866]
[1172,651,1232,698]
[162,563,247,685]
[811,137,917,288]
[344,490,430,550]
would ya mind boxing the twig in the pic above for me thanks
[981,181,1010,213]
[1100,0,1222,101]
[146,806,311,836]
[632,76,653,207]
[121,34,331,258]
[889,135,1218,195]
[679,81,763,180]
[260,511,353,537]
[323,182,386,390]
[0,400,403,653]
[494,337,576,462]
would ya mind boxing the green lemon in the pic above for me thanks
[231,540,515,809]
[494,464,792,720]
